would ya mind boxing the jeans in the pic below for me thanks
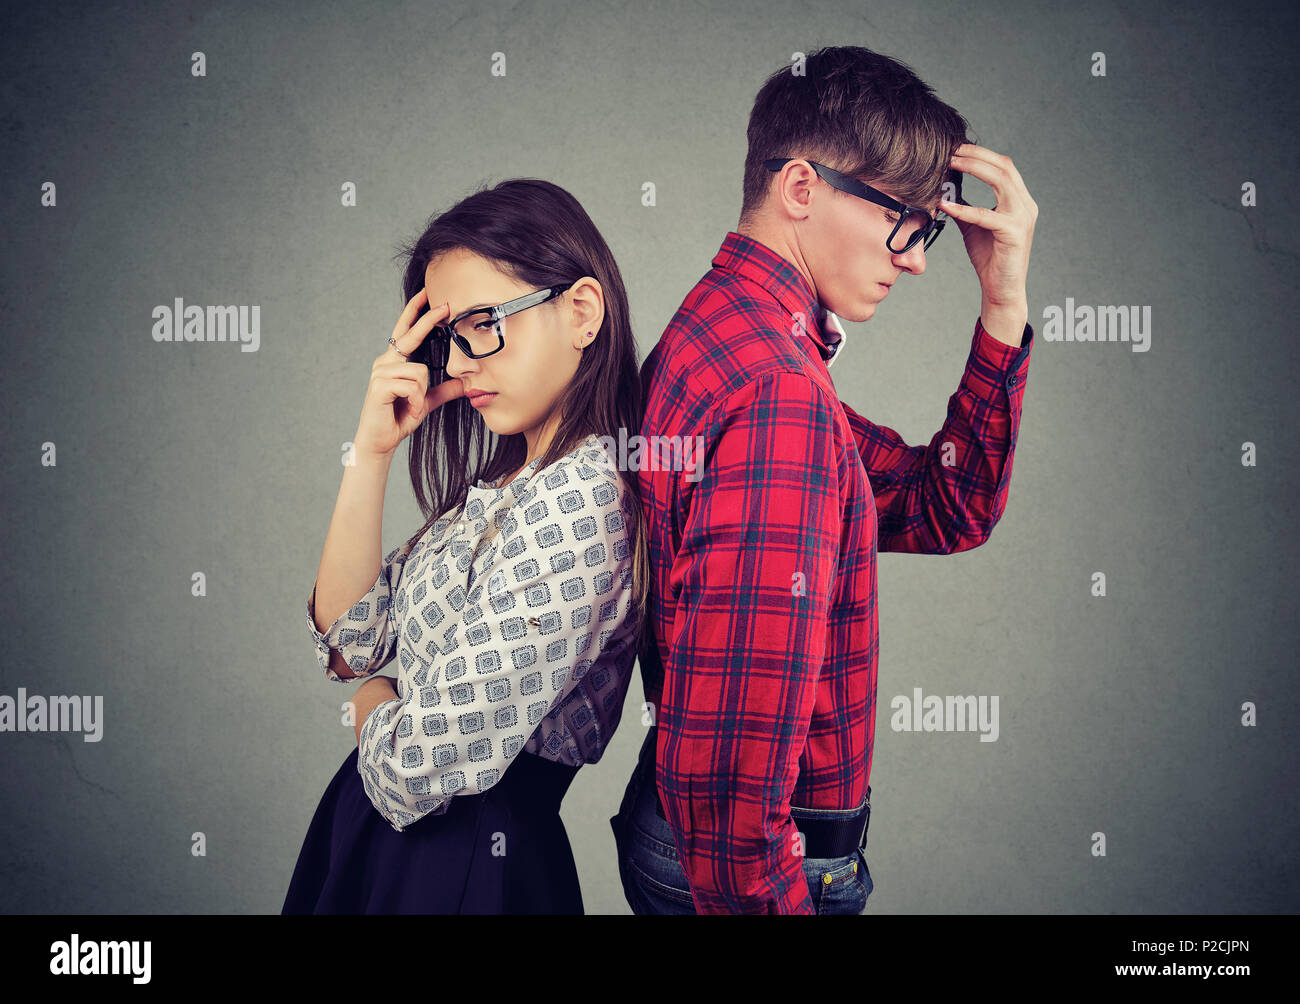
[609,732,873,915]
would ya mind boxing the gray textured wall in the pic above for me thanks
[2,0,1297,914]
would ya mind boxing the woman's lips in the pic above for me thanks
[468,392,497,408]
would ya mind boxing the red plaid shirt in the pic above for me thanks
[636,230,1034,913]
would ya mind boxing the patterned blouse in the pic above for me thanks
[305,433,642,831]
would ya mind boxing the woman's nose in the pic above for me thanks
[443,339,478,379]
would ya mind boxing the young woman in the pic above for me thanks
[282,179,649,914]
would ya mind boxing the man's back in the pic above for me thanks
[614,42,1035,917]
[635,231,879,913]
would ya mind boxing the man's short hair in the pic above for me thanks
[739,45,974,226]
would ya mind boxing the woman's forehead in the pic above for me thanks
[425,253,522,312]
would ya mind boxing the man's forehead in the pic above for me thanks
[910,189,944,215]
[856,175,941,214]
[890,191,942,216]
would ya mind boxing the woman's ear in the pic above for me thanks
[567,277,604,348]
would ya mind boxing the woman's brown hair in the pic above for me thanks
[391,178,649,617]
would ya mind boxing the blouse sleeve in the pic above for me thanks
[355,457,636,831]
[305,542,411,683]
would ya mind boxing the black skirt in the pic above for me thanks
[282,745,584,914]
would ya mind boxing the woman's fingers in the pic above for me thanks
[389,287,429,345]
[371,360,436,382]
[375,360,464,421]
[355,298,457,458]
[401,299,450,357]
[427,376,467,411]
[385,291,451,362]
[376,374,430,433]
[355,291,473,456]
[371,371,425,409]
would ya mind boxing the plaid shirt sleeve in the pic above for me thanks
[655,369,848,914]
[841,317,1034,553]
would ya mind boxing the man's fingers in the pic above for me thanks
[951,147,1032,214]
[939,198,1008,233]
[952,143,1021,185]
[949,153,1011,198]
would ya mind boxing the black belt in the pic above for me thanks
[654,785,870,858]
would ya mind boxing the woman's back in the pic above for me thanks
[288,175,646,914]
[306,433,642,832]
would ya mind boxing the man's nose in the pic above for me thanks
[892,242,927,276]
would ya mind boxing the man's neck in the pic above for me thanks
[735,222,819,303]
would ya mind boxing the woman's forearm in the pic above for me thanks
[312,447,395,636]
[352,677,398,745]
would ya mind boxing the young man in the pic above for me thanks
[609,45,1038,914]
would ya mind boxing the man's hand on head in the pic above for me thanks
[940,143,1037,346]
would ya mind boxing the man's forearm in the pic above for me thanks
[979,296,1029,348]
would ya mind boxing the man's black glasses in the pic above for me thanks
[764,158,947,253]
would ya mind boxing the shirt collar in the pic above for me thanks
[819,306,847,368]
[710,231,846,366]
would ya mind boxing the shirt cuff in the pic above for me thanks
[969,316,1033,395]
[974,315,1032,362]
[305,583,382,683]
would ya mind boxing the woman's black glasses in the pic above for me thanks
[410,281,577,376]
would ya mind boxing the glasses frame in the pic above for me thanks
[419,281,577,372]
[764,157,947,253]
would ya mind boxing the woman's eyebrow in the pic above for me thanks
[447,300,493,316]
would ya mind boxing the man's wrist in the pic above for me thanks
[979,299,1029,348]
